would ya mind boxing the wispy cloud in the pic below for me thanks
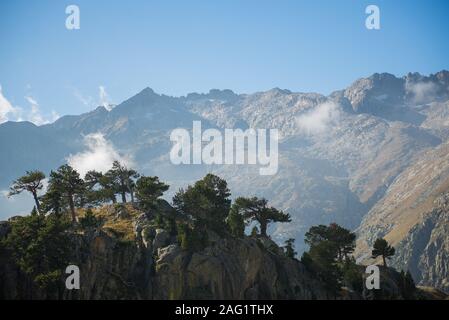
[0,85,59,125]
[67,132,133,177]
[296,101,340,135]
[25,96,60,125]
[72,87,95,108]
[406,81,438,104]
[0,85,21,124]
[99,85,114,110]
[72,85,114,111]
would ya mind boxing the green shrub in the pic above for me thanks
[2,214,73,294]
[177,223,207,251]
[79,208,103,229]
[154,214,164,228]
[283,238,296,259]
[226,208,245,238]
[341,259,363,293]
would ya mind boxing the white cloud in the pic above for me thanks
[25,96,60,125]
[0,85,59,125]
[99,85,114,110]
[0,85,21,124]
[0,188,36,218]
[406,81,437,104]
[72,87,94,107]
[72,85,114,111]
[296,101,340,135]
[67,132,133,177]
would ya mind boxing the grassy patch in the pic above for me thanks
[77,204,142,241]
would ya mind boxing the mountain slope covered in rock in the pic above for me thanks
[355,146,449,292]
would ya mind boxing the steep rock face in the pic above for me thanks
[391,193,449,292]
[0,225,331,300]
[420,100,449,140]
[344,73,405,115]
[343,70,449,117]
[0,227,152,300]
[152,236,330,299]
[0,204,332,300]
[65,230,152,300]
[355,142,449,292]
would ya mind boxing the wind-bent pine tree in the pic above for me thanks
[9,170,46,213]
[371,238,395,267]
[231,197,291,237]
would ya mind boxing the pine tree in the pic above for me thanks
[9,170,46,213]
[226,206,245,238]
[284,238,296,259]
[108,161,139,203]
[231,197,290,237]
[173,174,231,233]
[30,206,38,216]
[371,238,395,267]
[307,240,342,294]
[84,170,117,205]
[250,226,259,237]
[79,208,102,229]
[135,176,169,210]
[47,165,85,223]
[305,223,356,262]
[40,180,64,217]
[3,214,72,294]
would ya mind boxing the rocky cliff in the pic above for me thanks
[355,141,449,292]
[0,204,332,300]
[389,192,449,293]
[1,204,446,300]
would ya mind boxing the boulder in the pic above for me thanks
[152,229,170,253]
[157,244,181,263]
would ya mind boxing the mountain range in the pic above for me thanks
[1,70,449,292]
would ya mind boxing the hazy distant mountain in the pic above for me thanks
[1,70,449,291]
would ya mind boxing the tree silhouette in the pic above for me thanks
[48,165,85,223]
[226,206,245,238]
[371,238,395,267]
[84,170,117,204]
[108,161,139,203]
[173,174,231,232]
[284,238,297,259]
[231,197,290,237]
[305,223,356,262]
[9,170,46,213]
[135,176,169,210]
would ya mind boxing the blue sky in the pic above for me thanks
[0,0,448,120]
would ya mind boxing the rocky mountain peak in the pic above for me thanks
[344,73,405,114]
